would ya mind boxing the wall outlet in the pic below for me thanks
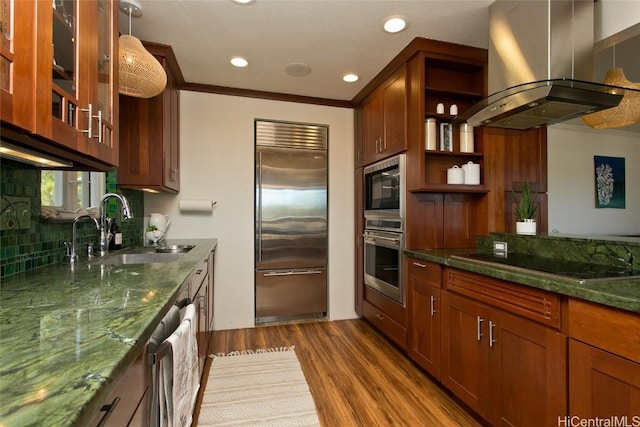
[493,241,508,254]
[0,196,31,230]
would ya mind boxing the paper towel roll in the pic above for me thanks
[179,199,216,212]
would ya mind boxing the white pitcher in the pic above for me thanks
[149,213,171,233]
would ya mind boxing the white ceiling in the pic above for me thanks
[119,0,493,101]
[119,0,640,130]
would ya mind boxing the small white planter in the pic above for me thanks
[516,219,537,235]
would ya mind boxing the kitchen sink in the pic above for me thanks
[154,244,195,254]
[90,251,183,265]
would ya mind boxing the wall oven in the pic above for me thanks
[363,218,404,305]
[363,154,406,306]
[363,153,405,219]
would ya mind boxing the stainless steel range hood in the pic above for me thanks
[458,0,624,130]
[457,78,624,130]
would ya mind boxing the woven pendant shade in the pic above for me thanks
[119,35,167,98]
[582,68,640,129]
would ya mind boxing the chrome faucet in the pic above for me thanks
[68,214,100,263]
[98,193,134,256]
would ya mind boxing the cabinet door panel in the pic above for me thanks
[408,278,441,378]
[441,291,489,415]
[570,339,640,418]
[491,310,566,427]
[382,64,407,155]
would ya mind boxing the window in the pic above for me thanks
[41,171,105,218]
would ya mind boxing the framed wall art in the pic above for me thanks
[594,155,625,209]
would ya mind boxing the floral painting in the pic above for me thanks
[594,156,625,209]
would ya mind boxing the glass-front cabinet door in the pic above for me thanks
[32,0,80,149]
[0,0,13,122]
[1,0,36,130]
[81,0,118,165]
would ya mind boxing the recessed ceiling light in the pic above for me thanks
[231,0,256,4]
[383,16,408,33]
[230,57,248,67]
[343,74,359,83]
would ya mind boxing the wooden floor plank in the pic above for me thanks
[194,319,482,427]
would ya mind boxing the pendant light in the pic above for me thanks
[582,46,640,129]
[118,0,167,98]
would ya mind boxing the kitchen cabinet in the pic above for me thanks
[118,42,184,193]
[1,0,34,128]
[363,286,407,350]
[401,41,488,250]
[441,269,566,426]
[568,298,640,418]
[405,192,482,250]
[406,257,441,379]
[360,64,407,166]
[89,346,149,427]
[2,0,118,169]
[191,257,209,376]
[405,47,487,192]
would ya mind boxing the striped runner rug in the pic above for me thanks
[196,346,321,426]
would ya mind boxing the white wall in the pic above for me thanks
[144,91,357,330]
[595,0,640,42]
[547,124,640,235]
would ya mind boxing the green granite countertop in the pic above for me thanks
[405,247,640,314]
[0,238,217,427]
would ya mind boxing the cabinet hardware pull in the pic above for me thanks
[81,104,94,139]
[489,321,496,347]
[476,316,483,341]
[413,262,426,268]
[96,109,103,144]
[96,396,121,426]
[264,270,323,277]
[430,295,436,316]
[375,313,384,320]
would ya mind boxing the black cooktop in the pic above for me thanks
[453,252,637,282]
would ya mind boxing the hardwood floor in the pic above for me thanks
[194,319,482,427]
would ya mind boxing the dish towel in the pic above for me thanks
[158,304,200,427]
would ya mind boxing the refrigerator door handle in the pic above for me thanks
[263,270,324,277]
[256,152,263,263]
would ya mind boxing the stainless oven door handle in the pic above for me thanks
[364,235,400,244]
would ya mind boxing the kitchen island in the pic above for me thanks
[403,232,640,425]
[0,238,217,426]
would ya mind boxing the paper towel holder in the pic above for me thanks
[178,199,217,213]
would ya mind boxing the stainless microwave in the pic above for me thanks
[363,154,405,219]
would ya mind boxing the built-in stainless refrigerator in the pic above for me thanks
[255,120,328,324]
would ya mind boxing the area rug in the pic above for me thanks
[196,346,321,427]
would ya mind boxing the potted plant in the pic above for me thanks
[145,225,163,243]
[514,182,538,235]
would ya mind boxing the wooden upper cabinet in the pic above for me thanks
[4,0,118,169]
[360,64,407,166]
[118,42,183,193]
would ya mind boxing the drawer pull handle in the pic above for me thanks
[413,262,426,268]
[430,295,437,316]
[476,316,483,341]
[489,321,496,347]
[375,313,384,321]
[96,396,121,426]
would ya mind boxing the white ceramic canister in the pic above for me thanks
[425,118,437,150]
[462,161,480,185]
[149,213,171,232]
[460,123,474,153]
[447,165,464,184]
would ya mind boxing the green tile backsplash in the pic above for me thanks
[0,159,144,278]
